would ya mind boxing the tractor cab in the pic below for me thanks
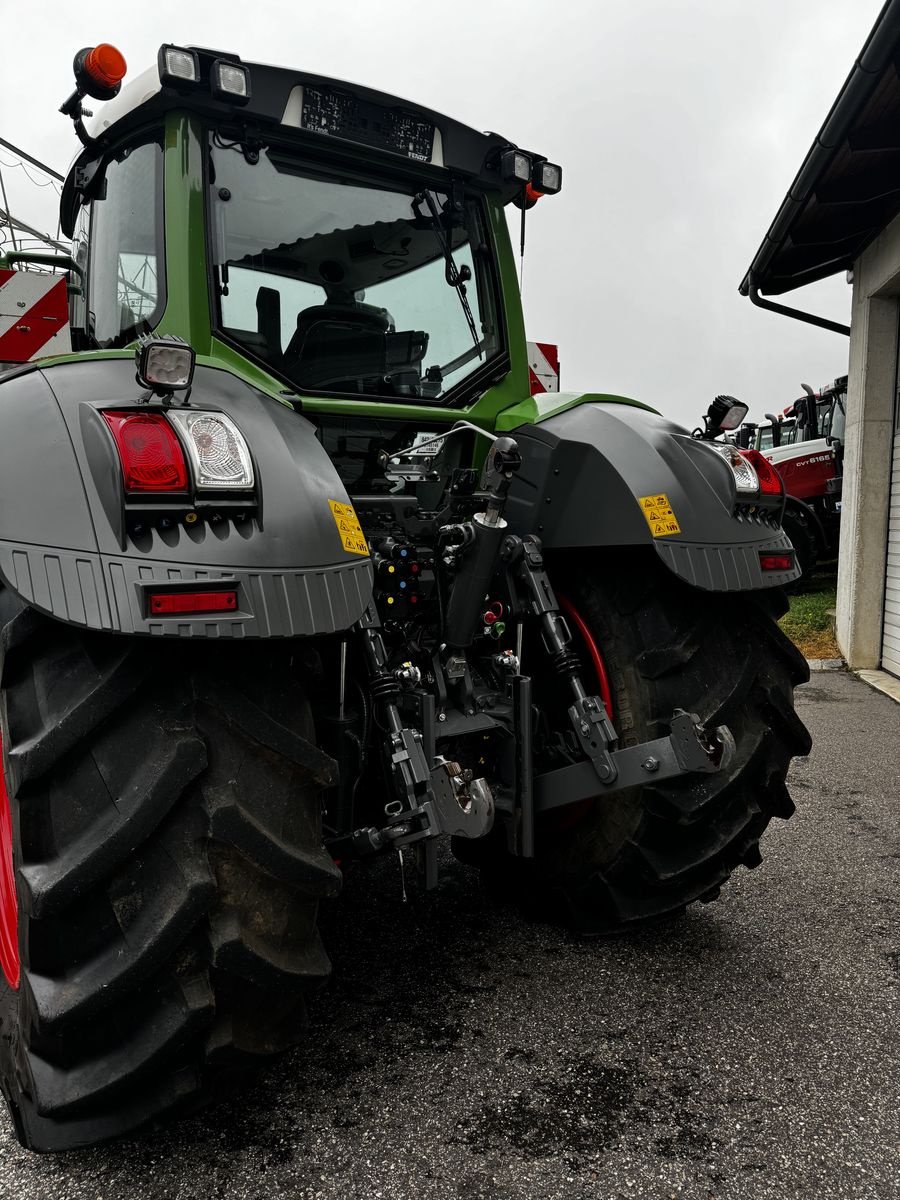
[55,44,561,419]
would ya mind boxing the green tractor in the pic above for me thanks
[0,43,810,1151]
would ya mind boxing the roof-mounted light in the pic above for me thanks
[211,60,251,104]
[158,45,201,88]
[500,149,532,184]
[532,160,562,196]
[135,334,196,393]
[61,44,127,136]
[76,44,127,95]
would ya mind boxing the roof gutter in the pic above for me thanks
[740,0,900,300]
[747,277,850,337]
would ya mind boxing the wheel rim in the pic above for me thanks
[0,733,19,989]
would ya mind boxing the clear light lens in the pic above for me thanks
[719,402,749,431]
[537,162,562,193]
[501,149,532,183]
[512,152,531,181]
[169,411,254,490]
[214,62,249,97]
[164,48,199,82]
[709,443,759,494]
[142,344,195,389]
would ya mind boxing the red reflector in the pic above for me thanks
[103,411,189,493]
[740,448,783,496]
[759,553,794,572]
[148,590,238,615]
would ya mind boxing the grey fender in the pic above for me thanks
[505,401,800,591]
[0,358,373,637]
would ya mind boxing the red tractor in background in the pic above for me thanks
[734,376,846,575]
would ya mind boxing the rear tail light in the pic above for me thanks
[168,411,254,490]
[102,411,189,494]
[148,590,238,615]
[740,448,783,496]
[759,553,794,572]
[708,442,759,494]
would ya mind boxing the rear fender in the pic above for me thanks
[0,359,373,637]
[505,401,799,591]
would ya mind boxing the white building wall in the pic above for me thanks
[836,213,900,667]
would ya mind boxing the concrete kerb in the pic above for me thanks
[856,667,900,704]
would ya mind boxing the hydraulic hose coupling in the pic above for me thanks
[444,435,522,647]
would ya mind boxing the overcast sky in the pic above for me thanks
[0,0,884,428]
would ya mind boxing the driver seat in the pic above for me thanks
[284,302,394,390]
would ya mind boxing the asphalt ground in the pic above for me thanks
[0,669,897,1200]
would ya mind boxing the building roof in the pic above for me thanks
[740,0,900,297]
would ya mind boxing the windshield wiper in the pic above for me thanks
[413,189,482,356]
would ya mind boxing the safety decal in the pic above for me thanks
[637,494,681,538]
[328,500,369,556]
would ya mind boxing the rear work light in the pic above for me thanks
[168,411,254,491]
[158,45,201,88]
[148,590,238,615]
[102,411,189,494]
[740,448,784,496]
[211,60,251,103]
[759,553,794,572]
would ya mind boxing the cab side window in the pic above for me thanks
[88,139,165,347]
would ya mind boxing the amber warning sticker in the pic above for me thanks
[328,500,369,556]
[638,493,682,538]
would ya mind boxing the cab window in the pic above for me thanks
[88,138,165,347]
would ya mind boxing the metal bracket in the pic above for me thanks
[533,710,735,813]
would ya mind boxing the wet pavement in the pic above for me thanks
[0,670,897,1200]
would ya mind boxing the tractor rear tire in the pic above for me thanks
[0,585,340,1152]
[464,551,811,935]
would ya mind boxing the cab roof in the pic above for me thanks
[69,46,525,205]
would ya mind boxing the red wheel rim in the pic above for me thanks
[0,733,19,989]
[557,593,614,720]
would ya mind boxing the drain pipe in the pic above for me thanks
[747,278,850,337]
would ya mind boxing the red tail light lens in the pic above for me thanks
[148,590,238,615]
[740,448,783,496]
[103,411,189,494]
[760,553,794,572]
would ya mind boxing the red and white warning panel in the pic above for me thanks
[527,341,559,395]
[0,269,71,364]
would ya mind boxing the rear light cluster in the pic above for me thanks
[102,409,254,497]
[708,443,785,499]
[708,443,760,494]
[739,448,783,497]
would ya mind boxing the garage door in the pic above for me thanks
[883,390,900,677]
